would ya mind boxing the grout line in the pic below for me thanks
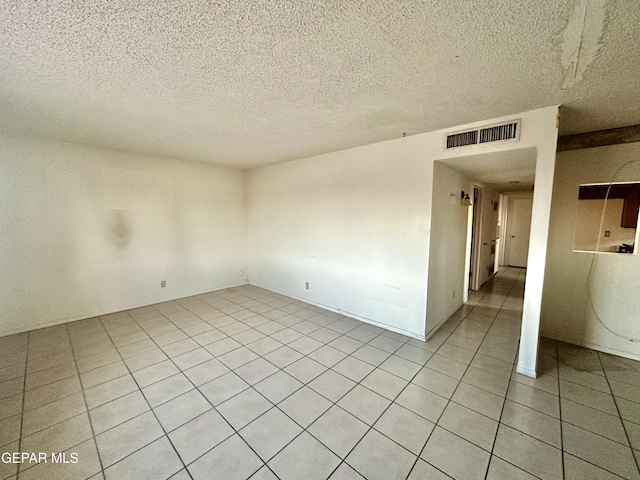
[157,289,422,475]
[558,374,640,404]
[93,312,191,478]
[558,402,640,448]
[24,360,80,392]
[246,328,420,477]
[405,268,523,479]
[562,451,631,480]
[13,327,102,478]
[62,323,106,479]
[190,332,414,473]
[141,305,280,478]
[15,332,29,480]
[596,350,640,476]
[483,268,527,480]
[9,268,634,480]
[556,341,567,478]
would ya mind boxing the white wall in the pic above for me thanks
[248,106,559,349]
[0,107,559,371]
[426,163,472,334]
[542,142,640,359]
[247,139,433,337]
[0,133,248,336]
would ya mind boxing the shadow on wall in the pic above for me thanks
[106,210,133,249]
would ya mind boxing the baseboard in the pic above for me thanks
[0,281,249,338]
[516,364,537,378]
[541,333,640,362]
[249,282,426,341]
[424,305,462,341]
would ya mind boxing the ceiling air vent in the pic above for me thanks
[446,130,478,149]
[479,121,520,144]
[444,119,521,149]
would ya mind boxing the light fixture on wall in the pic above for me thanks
[461,191,471,206]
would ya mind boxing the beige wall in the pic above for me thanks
[0,133,248,336]
[542,142,640,359]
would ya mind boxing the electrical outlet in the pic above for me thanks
[604,231,611,237]
[305,282,309,290]
[161,280,166,288]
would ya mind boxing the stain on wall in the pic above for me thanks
[106,210,133,248]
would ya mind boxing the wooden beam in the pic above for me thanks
[557,125,640,151]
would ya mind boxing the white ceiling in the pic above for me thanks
[1,1,639,169]
[439,148,537,193]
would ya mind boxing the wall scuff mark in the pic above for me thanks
[561,0,608,90]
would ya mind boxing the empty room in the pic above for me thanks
[2,1,640,479]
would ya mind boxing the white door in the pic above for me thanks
[507,197,533,267]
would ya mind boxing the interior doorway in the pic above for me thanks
[505,195,534,267]
[429,148,537,316]
[428,138,557,379]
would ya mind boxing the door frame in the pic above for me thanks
[494,193,504,274]
[503,191,534,267]
[469,185,484,291]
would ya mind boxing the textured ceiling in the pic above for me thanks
[1,0,639,168]
[440,148,537,192]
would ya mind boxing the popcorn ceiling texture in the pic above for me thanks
[0,0,639,168]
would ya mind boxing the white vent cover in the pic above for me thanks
[445,119,521,149]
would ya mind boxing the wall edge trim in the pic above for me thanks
[541,333,640,362]
[249,282,426,341]
[0,281,250,338]
[516,364,537,378]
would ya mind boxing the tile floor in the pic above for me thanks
[1,268,640,479]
